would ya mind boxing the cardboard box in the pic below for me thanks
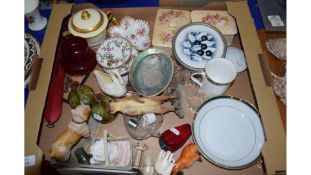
[25,1,286,175]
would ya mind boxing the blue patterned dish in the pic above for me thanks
[173,22,227,71]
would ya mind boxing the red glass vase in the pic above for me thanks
[61,36,97,76]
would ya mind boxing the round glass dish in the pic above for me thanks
[129,48,174,97]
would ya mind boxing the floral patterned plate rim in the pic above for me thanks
[96,37,132,69]
[102,47,138,75]
[172,22,227,71]
[24,33,38,81]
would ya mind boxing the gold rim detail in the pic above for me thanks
[71,10,104,33]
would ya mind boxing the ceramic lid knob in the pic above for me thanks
[69,8,108,38]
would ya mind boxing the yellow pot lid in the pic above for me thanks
[69,8,108,38]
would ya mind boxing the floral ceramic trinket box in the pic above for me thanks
[96,37,138,75]
[191,10,237,45]
[152,9,191,48]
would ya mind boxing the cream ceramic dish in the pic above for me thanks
[107,16,151,51]
[68,8,109,47]
[193,96,265,169]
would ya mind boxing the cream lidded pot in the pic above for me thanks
[68,8,109,47]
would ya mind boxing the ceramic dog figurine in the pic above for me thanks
[50,105,91,161]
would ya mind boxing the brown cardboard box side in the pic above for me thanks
[25,4,73,175]
[226,2,286,174]
[25,2,285,175]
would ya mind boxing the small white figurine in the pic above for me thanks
[143,155,154,175]
[93,69,127,98]
[155,150,175,175]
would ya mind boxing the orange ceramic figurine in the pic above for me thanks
[172,143,201,175]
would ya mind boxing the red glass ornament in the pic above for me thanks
[159,123,192,152]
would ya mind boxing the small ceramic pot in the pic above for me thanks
[68,8,109,47]
[25,0,47,31]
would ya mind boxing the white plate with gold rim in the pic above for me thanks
[193,96,265,169]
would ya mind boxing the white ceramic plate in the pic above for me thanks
[225,47,247,73]
[173,22,227,71]
[193,96,265,169]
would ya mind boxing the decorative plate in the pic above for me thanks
[24,33,39,86]
[129,48,174,97]
[265,38,286,60]
[271,72,286,105]
[172,22,227,71]
[193,96,265,169]
[96,37,132,69]
[225,47,247,73]
[103,47,138,75]
[107,16,151,51]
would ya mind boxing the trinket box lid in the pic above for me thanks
[96,37,132,69]
[69,8,108,38]
[191,10,237,35]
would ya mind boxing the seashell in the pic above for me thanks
[133,19,150,35]
[202,55,212,60]
[182,41,192,48]
[190,54,203,61]
[188,33,196,42]
[107,16,151,51]
[265,38,286,60]
[271,72,286,105]
[133,35,151,51]
[201,40,215,47]
[183,49,192,55]
[205,47,216,53]
[120,16,136,30]
[195,32,208,40]
[107,26,125,37]
[207,35,213,40]
[192,45,201,51]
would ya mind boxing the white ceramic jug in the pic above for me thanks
[93,70,127,98]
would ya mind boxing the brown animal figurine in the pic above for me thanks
[108,95,175,116]
[50,105,91,161]
[172,143,201,175]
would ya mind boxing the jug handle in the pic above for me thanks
[190,72,205,87]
